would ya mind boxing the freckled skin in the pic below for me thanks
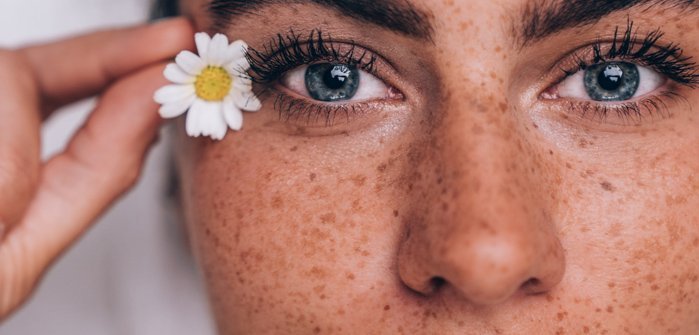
[178,0,699,334]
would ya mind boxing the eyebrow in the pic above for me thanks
[207,0,434,40]
[518,0,698,47]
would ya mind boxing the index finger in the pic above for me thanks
[21,17,195,112]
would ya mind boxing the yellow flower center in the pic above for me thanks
[194,66,232,101]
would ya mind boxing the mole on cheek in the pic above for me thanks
[600,181,615,192]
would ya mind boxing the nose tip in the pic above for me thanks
[442,236,563,305]
[398,229,566,306]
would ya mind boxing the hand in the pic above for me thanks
[0,18,194,320]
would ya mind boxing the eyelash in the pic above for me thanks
[555,20,699,123]
[246,30,382,125]
[245,23,699,127]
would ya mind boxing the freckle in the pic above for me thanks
[606,306,614,313]
[346,272,356,280]
[600,181,615,192]
[578,138,590,148]
[310,173,317,181]
[608,282,616,288]
[499,102,508,113]
[351,174,367,187]
[271,196,284,209]
[384,305,391,311]
[352,199,363,211]
[556,311,566,321]
[290,146,298,152]
[583,326,590,333]
[320,213,336,224]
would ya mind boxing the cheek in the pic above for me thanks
[551,135,699,327]
[181,127,414,331]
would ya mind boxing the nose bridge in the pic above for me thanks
[397,87,565,305]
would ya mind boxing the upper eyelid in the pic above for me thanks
[244,30,396,83]
[549,36,699,86]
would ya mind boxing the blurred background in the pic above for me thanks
[0,0,215,334]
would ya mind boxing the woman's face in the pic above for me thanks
[175,0,699,333]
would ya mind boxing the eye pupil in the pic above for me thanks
[584,61,640,101]
[324,65,351,89]
[306,63,360,102]
[597,64,624,91]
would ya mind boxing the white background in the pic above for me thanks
[0,1,215,334]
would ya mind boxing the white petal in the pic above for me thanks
[212,109,228,140]
[223,97,243,131]
[154,84,195,104]
[208,34,230,66]
[226,57,250,74]
[195,32,212,61]
[159,94,195,119]
[176,51,206,75]
[186,99,206,137]
[228,40,248,62]
[232,90,261,112]
[194,101,227,140]
[233,76,253,92]
[198,101,213,137]
[164,64,195,84]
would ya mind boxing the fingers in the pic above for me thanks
[0,51,41,229]
[10,63,169,279]
[21,17,194,113]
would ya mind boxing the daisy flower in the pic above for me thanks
[154,32,261,140]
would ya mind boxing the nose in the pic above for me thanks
[396,99,565,306]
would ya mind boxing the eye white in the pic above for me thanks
[554,64,666,100]
[281,65,390,101]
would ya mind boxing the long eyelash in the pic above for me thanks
[563,91,689,125]
[246,29,378,84]
[563,20,699,86]
[272,94,367,127]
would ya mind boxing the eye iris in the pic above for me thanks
[584,61,640,101]
[305,63,360,102]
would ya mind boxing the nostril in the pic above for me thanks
[520,278,544,294]
[430,276,447,292]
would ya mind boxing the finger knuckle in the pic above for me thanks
[0,50,34,87]
[0,149,38,200]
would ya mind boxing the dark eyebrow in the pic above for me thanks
[207,0,434,40]
[518,0,698,47]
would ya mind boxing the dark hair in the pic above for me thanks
[152,0,180,19]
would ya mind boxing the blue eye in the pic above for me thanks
[305,64,360,102]
[280,63,392,103]
[584,62,640,101]
[553,61,665,102]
